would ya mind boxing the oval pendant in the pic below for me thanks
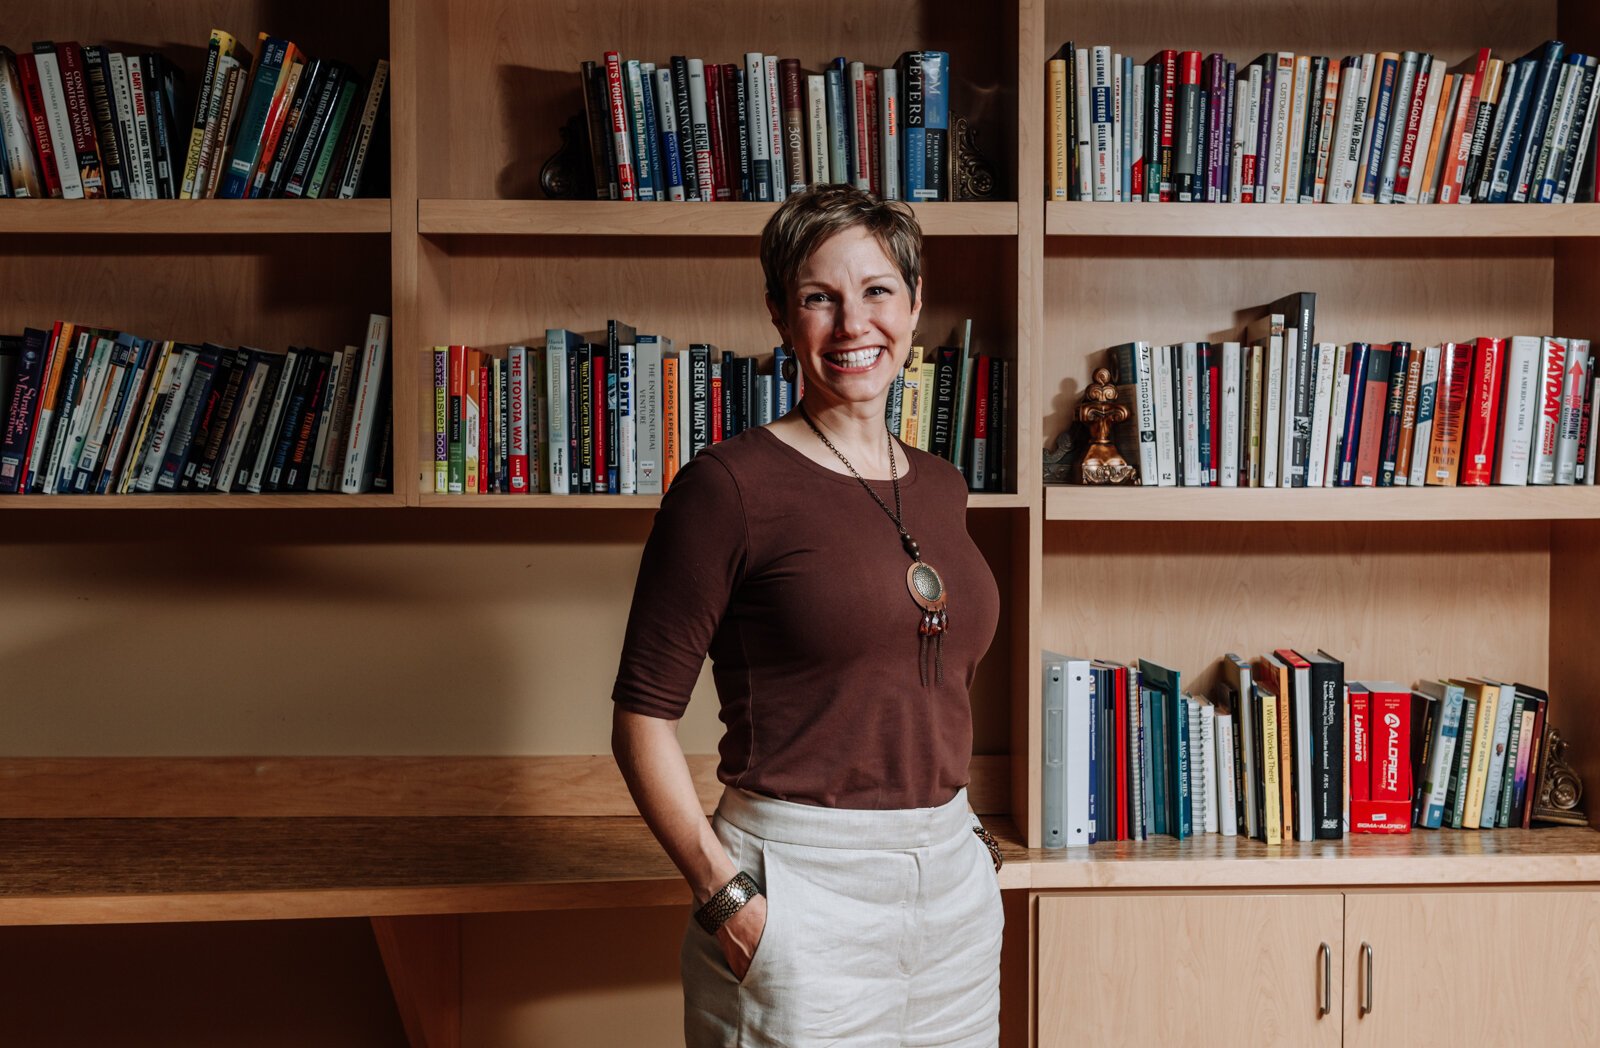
[906,561,947,611]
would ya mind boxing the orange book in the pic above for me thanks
[661,354,680,490]
[1436,71,1477,203]
[1426,341,1475,484]
[1416,73,1456,202]
[23,321,76,492]
[1392,346,1425,484]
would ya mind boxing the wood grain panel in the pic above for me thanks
[0,235,391,357]
[0,755,1012,818]
[1046,485,1600,522]
[1343,891,1600,1046]
[1041,239,1553,447]
[419,200,1019,237]
[0,200,392,235]
[1549,520,1600,831]
[1037,892,1343,1047]
[372,915,461,1048]
[0,0,389,97]
[1043,0,1553,64]
[427,0,1016,199]
[1041,520,1549,697]
[1025,826,1600,890]
[0,813,1030,926]
[1048,202,1600,239]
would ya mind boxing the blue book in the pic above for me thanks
[922,50,950,201]
[652,68,684,200]
[1337,342,1371,486]
[1146,686,1167,837]
[830,58,852,186]
[1488,59,1537,202]
[219,38,291,199]
[1121,54,1134,201]
[1360,54,1399,202]
[1138,659,1185,838]
[639,64,667,198]
[772,344,793,417]
[1510,40,1568,202]
[1173,691,1192,839]
[624,60,656,201]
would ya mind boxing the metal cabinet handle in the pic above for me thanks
[1359,942,1374,1017]
[1317,942,1331,1017]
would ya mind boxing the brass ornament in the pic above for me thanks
[950,115,1000,202]
[1532,726,1588,827]
[1075,367,1141,485]
[540,113,595,200]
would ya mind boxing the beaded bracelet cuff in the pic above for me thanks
[694,871,763,934]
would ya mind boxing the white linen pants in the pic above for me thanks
[681,785,1003,1047]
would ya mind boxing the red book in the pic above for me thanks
[779,57,805,194]
[603,51,635,201]
[448,345,464,493]
[1521,696,1548,829]
[710,371,723,444]
[704,63,732,201]
[1208,357,1221,484]
[1364,683,1411,803]
[53,43,105,198]
[970,354,991,488]
[1349,686,1371,803]
[1355,344,1392,486]
[1426,341,1475,485]
[591,350,608,489]
[1114,664,1128,841]
[477,354,489,493]
[1460,336,1506,485]
[15,52,63,198]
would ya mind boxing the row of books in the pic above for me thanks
[1109,291,1600,488]
[433,327,1010,495]
[579,50,951,204]
[1049,41,1600,205]
[0,314,392,495]
[0,32,387,200]
[1042,650,1555,847]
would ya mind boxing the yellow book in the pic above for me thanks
[1048,58,1069,200]
[915,358,936,450]
[180,29,238,198]
[1457,678,1499,829]
[899,353,922,445]
[1259,681,1282,846]
[433,347,449,494]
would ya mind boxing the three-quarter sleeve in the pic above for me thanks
[610,453,749,719]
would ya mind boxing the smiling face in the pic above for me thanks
[767,224,923,415]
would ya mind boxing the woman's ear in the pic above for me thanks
[765,293,791,345]
[909,276,924,328]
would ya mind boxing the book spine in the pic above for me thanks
[1556,340,1591,484]
[899,54,924,199]
[764,55,785,200]
[32,47,85,198]
[668,58,697,202]
[1377,343,1411,486]
[1533,337,1569,484]
[604,52,635,201]
[807,74,829,184]
[780,57,806,194]
[702,64,731,201]
[219,38,288,198]
[744,53,771,201]
[1462,338,1506,485]
[125,55,158,198]
[508,346,529,493]
[687,60,714,202]
[341,315,390,493]
[54,44,106,198]
[623,60,655,201]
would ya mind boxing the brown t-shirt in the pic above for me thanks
[611,425,1000,810]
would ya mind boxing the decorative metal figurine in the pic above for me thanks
[950,115,1000,201]
[1042,427,1077,485]
[1532,725,1588,827]
[1074,367,1140,485]
[540,114,595,200]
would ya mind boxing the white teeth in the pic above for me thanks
[827,347,883,367]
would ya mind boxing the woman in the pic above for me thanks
[611,184,1003,1047]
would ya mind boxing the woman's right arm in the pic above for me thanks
[612,706,767,979]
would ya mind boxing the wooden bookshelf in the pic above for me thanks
[11,0,1600,1043]
[0,200,393,235]
[419,199,1020,237]
[1045,201,1600,239]
[1044,485,1600,522]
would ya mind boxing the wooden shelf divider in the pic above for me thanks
[418,199,1019,237]
[0,199,392,235]
[1045,201,1600,239]
[1045,485,1600,522]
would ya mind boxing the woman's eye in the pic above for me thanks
[805,292,829,305]
[867,286,890,297]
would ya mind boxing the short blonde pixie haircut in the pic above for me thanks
[759,184,923,311]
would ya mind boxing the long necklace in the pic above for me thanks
[797,402,950,686]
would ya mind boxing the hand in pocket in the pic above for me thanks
[717,892,769,982]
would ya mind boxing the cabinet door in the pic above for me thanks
[1344,890,1600,1046]
[1037,892,1342,1047]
